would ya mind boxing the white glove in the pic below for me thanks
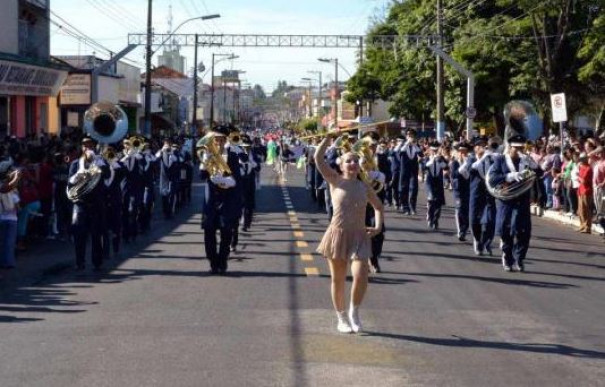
[505,171,523,183]
[368,170,386,184]
[162,144,170,152]
[210,175,236,188]
[93,156,106,168]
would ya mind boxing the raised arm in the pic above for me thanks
[314,136,340,185]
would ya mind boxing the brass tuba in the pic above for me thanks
[352,136,384,193]
[485,159,537,201]
[83,101,129,144]
[196,133,232,177]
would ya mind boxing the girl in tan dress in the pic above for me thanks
[314,134,384,333]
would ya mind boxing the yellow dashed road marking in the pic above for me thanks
[305,267,320,276]
[296,240,308,248]
[290,222,301,230]
[300,253,313,261]
[287,211,296,216]
[293,231,304,238]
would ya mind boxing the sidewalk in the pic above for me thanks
[531,205,605,236]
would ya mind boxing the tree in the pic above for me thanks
[347,0,605,136]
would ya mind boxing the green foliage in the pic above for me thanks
[296,118,319,133]
[349,0,605,134]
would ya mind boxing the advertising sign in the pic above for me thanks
[60,74,91,105]
[0,59,67,97]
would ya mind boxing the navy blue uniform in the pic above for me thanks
[397,142,422,214]
[424,156,448,229]
[452,157,472,240]
[200,148,243,274]
[139,151,156,233]
[102,160,126,259]
[387,147,400,207]
[488,154,540,270]
[68,157,110,270]
[120,152,145,242]
[469,152,498,255]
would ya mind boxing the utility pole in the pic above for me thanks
[334,58,339,129]
[192,33,198,134]
[210,54,215,126]
[436,0,445,141]
[143,0,153,137]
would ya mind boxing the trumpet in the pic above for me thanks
[102,146,117,162]
[228,131,242,146]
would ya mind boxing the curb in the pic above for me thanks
[531,205,604,235]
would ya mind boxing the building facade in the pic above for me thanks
[57,55,141,135]
[0,0,69,138]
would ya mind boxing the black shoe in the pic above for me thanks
[485,246,493,256]
[458,234,466,242]
[230,246,236,253]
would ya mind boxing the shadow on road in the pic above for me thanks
[364,331,605,359]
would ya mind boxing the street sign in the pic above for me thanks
[465,106,476,119]
[550,93,568,123]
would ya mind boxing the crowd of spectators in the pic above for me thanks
[0,130,186,272]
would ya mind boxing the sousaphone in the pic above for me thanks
[68,102,129,202]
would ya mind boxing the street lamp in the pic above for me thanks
[144,13,220,137]
[307,70,322,121]
[301,77,314,119]
[318,58,339,128]
[210,53,239,126]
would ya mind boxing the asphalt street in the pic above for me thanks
[0,167,604,387]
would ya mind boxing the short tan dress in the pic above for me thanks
[317,178,372,260]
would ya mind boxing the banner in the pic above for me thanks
[60,74,91,105]
[0,59,67,97]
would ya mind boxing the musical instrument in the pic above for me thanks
[352,136,384,193]
[83,101,129,144]
[503,101,542,144]
[196,133,232,177]
[102,146,117,162]
[67,162,103,202]
[228,131,242,146]
[298,120,392,140]
[333,133,353,153]
[68,102,129,202]
[486,160,537,201]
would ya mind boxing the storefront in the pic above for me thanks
[0,55,68,138]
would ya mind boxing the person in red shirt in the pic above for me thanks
[577,153,593,233]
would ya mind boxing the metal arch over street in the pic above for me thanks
[127,33,436,49]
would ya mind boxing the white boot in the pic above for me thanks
[348,304,362,333]
[336,311,352,334]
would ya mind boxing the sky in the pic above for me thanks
[50,0,389,93]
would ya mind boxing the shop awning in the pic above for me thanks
[0,54,68,97]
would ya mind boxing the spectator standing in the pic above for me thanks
[577,153,593,233]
